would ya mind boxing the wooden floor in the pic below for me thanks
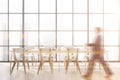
[1,62,120,80]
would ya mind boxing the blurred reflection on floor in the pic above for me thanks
[1,63,120,80]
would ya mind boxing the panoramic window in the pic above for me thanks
[0,0,119,61]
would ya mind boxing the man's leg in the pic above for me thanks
[83,55,95,78]
[99,56,113,77]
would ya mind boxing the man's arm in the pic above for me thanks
[87,43,95,46]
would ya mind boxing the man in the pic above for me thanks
[83,27,113,79]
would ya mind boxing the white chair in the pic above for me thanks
[82,48,92,68]
[10,48,29,74]
[37,48,54,74]
[25,46,36,66]
[64,47,81,74]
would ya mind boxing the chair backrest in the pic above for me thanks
[25,46,34,50]
[39,48,51,61]
[67,48,78,53]
[40,48,50,54]
[24,46,35,57]
[13,48,25,60]
[58,47,68,54]
[67,48,79,60]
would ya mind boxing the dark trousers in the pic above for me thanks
[86,54,112,75]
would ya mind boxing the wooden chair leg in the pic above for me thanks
[75,60,81,74]
[37,62,41,74]
[10,62,17,74]
[49,60,53,74]
[37,61,44,74]
[23,61,27,74]
[31,57,34,66]
[27,60,30,70]
[17,62,19,71]
[65,60,69,74]
[33,57,36,65]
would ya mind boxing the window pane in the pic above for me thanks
[40,32,55,47]
[74,0,87,13]
[25,0,38,13]
[0,14,8,30]
[40,0,55,13]
[104,0,119,13]
[24,32,38,45]
[74,14,87,30]
[9,14,22,30]
[0,32,8,45]
[89,0,103,13]
[9,0,22,13]
[89,32,96,43]
[104,47,119,61]
[25,14,38,30]
[89,14,103,30]
[74,32,87,45]
[57,0,72,13]
[104,32,119,45]
[57,14,72,30]
[57,32,72,45]
[9,32,22,45]
[0,0,8,13]
[104,14,119,30]
[89,31,103,44]
[0,47,8,61]
[40,14,55,30]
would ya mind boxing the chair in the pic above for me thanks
[25,46,36,66]
[37,48,54,74]
[57,47,68,71]
[64,47,81,74]
[10,48,29,74]
[82,48,92,68]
